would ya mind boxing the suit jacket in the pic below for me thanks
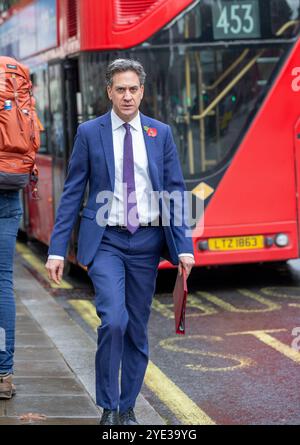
[48,111,194,266]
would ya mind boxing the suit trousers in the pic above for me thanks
[88,224,165,414]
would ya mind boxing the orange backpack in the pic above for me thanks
[0,56,42,193]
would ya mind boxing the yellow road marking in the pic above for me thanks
[151,299,174,319]
[197,289,280,313]
[16,242,73,289]
[237,289,281,311]
[152,295,218,318]
[159,335,254,372]
[187,295,218,316]
[145,361,215,425]
[261,287,300,299]
[69,299,101,328]
[227,329,300,363]
[70,299,215,425]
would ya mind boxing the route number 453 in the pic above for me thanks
[213,1,260,39]
[217,4,254,34]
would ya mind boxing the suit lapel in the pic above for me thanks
[99,112,115,191]
[140,113,160,190]
[98,111,161,192]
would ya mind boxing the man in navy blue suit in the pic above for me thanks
[45,59,194,425]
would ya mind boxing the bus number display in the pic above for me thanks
[212,0,260,39]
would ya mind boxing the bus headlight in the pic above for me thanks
[274,234,289,247]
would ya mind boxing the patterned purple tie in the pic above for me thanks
[123,122,139,233]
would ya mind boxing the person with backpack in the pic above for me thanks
[0,57,41,399]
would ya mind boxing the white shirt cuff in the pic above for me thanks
[178,253,194,259]
[48,255,65,260]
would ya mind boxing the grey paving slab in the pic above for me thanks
[15,308,29,316]
[5,395,100,417]
[15,347,64,361]
[0,417,99,425]
[15,314,36,323]
[16,324,44,335]
[14,334,54,348]
[12,377,87,396]
[14,360,73,377]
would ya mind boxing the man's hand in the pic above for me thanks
[178,256,195,278]
[45,259,64,285]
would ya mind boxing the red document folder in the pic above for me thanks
[172,268,188,335]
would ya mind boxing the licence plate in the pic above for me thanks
[208,235,264,251]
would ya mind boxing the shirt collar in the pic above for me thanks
[111,108,141,132]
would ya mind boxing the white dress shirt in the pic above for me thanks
[108,109,159,225]
[49,109,193,261]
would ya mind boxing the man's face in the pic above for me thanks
[107,70,144,122]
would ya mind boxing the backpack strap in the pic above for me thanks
[29,90,36,142]
[11,74,24,133]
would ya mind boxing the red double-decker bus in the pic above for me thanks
[1,0,300,269]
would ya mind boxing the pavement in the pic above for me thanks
[0,256,165,425]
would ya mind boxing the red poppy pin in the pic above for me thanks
[143,125,157,137]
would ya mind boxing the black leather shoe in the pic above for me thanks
[119,408,139,425]
[100,409,119,425]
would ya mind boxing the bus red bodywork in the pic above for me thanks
[1,0,300,269]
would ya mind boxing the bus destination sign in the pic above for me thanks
[212,0,261,39]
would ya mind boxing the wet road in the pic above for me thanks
[17,240,300,425]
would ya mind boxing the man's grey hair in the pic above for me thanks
[106,59,146,87]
